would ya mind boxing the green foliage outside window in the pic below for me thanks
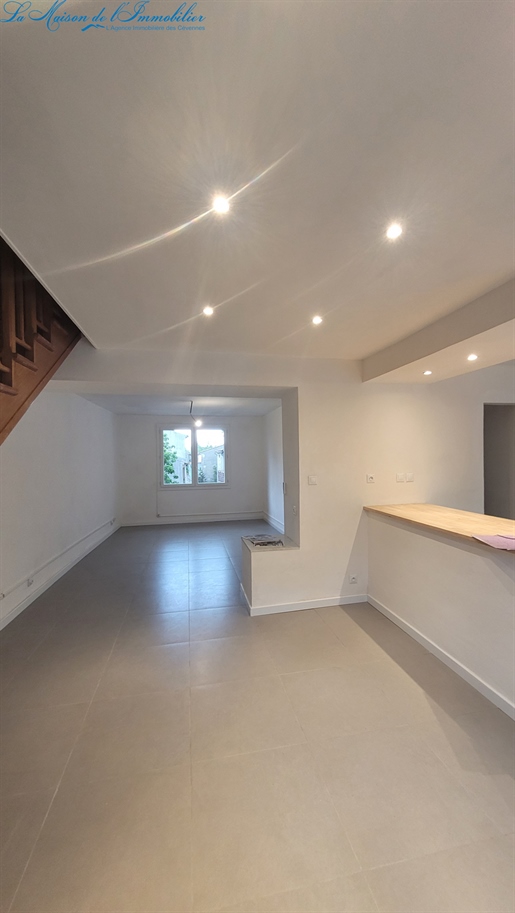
[163,439,180,484]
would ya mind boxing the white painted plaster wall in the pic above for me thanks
[367,513,515,717]
[117,413,266,525]
[0,391,117,625]
[264,406,284,532]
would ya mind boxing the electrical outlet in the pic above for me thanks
[292,505,297,515]
[27,578,34,587]
[349,574,358,585]
[366,474,375,484]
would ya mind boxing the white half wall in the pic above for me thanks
[367,513,515,717]
[117,413,266,525]
[0,391,117,626]
[264,406,284,533]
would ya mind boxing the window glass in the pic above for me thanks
[163,429,192,485]
[196,429,225,484]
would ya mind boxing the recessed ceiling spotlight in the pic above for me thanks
[212,195,230,214]
[312,315,323,325]
[423,370,432,376]
[203,306,214,316]
[194,419,203,427]
[386,222,403,240]
[467,354,478,362]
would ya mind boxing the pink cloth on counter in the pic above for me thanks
[473,535,515,550]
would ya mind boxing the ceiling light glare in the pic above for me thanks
[386,222,403,240]
[194,419,203,427]
[312,315,323,325]
[212,195,230,214]
[423,370,432,376]
[203,306,214,316]
[467,354,478,362]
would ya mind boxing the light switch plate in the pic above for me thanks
[406,472,415,482]
[396,473,406,482]
[308,475,317,485]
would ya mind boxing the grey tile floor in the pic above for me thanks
[0,521,514,912]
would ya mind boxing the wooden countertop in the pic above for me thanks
[364,503,515,545]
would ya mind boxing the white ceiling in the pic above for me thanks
[79,394,281,416]
[1,1,513,362]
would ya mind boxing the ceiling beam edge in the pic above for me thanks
[361,277,515,382]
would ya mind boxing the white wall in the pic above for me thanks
[117,413,266,525]
[55,344,515,609]
[0,391,117,626]
[264,406,284,532]
[367,514,515,717]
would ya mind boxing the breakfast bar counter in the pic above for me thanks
[364,503,515,545]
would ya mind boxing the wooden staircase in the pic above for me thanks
[0,238,81,445]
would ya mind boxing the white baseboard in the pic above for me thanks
[0,519,119,630]
[245,593,368,617]
[368,595,515,720]
[123,511,265,526]
[263,513,285,534]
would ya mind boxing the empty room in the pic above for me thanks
[0,2,514,912]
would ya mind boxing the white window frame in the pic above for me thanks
[159,425,229,490]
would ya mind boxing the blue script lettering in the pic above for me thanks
[27,0,87,30]
[0,0,31,22]
[111,0,204,24]
[169,2,204,22]
[111,1,148,23]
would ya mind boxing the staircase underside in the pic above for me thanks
[0,238,81,445]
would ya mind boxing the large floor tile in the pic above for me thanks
[2,639,111,710]
[339,603,430,663]
[258,618,356,673]
[412,707,515,833]
[190,635,276,686]
[0,702,88,796]
[397,652,498,718]
[316,606,406,664]
[115,611,189,648]
[187,545,228,559]
[282,662,405,741]
[191,675,305,760]
[212,874,378,913]
[189,567,240,586]
[191,744,359,911]
[95,642,190,699]
[130,584,190,614]
[366,834,515,913]
[0,788,55,911]
[189,605,255,641]
[65,690,190,783]
[253,608,326,637]
[189,583,244,611]
[309,726,500,868]
[41,614,125,652]
[11,768,192,913]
